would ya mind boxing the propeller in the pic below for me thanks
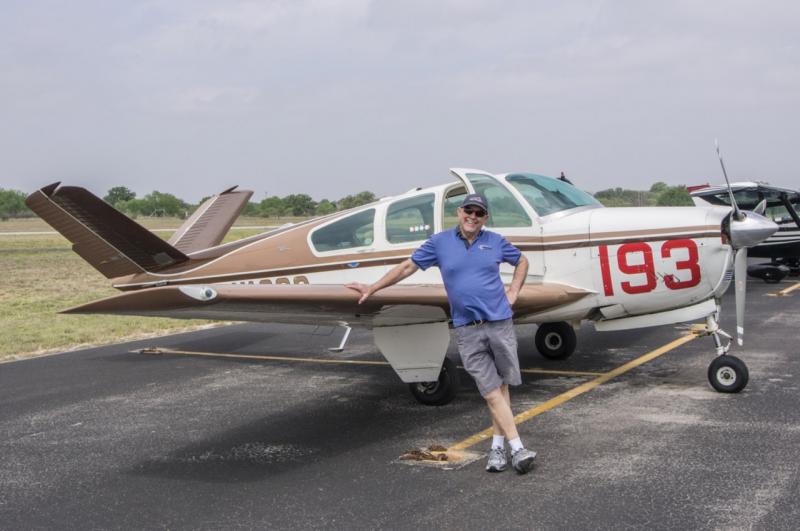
[715,141,778,345]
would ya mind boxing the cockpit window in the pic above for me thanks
[465,173,532,227]
[311,209,375,252]
[386,194,435,243]
[506,173,601,216]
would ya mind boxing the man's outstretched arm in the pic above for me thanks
[346,258,420,304]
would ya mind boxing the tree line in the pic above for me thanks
[593,182,693,207]
[0,182,693,221]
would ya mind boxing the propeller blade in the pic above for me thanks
[715,139,743,221]
[734,247,748,346]
[754,199,767,215]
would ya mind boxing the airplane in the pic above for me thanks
[690,182,800,283]
[26,162,777,405]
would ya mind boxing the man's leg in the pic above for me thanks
[488,385,517,440]
[486,388,536,473]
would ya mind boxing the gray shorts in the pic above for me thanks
[454,318,522,397]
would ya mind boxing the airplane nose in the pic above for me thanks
[728,211,779,249]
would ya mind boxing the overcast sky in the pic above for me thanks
[2,0,798,202]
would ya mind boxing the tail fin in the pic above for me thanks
[26,183,189,279]
[168,185,253,254]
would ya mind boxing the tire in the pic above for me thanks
[409,357,459,406]
[535,322,577,360]
[708,355,749,393]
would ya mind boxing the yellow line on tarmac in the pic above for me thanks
[520,368,603,377]
[448,332,699,452]
[768,281,800,297]
[136,348,389,366]
[136,348,602,377]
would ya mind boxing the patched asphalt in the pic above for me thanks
[2,280,800,530]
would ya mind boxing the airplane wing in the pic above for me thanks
[62,283,591,327]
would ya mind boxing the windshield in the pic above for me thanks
[505,173,602,216]
[464,174,532,227]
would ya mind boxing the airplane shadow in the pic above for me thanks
[125,359,485,484]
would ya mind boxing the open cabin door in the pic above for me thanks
[448,168,545,281]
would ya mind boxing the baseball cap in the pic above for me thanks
[460,193,489,212]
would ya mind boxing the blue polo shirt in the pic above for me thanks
[411,227,522,327]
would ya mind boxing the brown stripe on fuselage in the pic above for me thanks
[113,228,722,289]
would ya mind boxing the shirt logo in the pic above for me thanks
[479,244,492,250]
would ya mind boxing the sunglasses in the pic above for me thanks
[462,207,487,218]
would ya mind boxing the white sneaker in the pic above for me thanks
[511,448,537,474]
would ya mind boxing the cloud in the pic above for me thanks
[1,1,799,199]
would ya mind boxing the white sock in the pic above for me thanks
[491,435,505,450]
[508,437,524,453]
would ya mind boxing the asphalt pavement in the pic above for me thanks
[2,279,799,530]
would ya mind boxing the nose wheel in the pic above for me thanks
[701,314,749,393]
[708,355,749,393]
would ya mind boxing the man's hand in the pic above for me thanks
[505,286,519,307]
[345,259,419,305]
[346,282,372,304]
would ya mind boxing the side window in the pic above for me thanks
[386,194,435,244]
[311,209,375,252]
[442,187,467,229]
[766,204,789,223]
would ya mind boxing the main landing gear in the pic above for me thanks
[701,314,749,393]
[535,322,577,360]
[408,357,460,406]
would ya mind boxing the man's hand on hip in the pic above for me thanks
[505,286,519,307]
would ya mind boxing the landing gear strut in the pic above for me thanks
[701,314,749,393]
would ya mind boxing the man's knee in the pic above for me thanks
[483,386,504,403]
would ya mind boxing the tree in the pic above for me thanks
[259,196,286,217]
[241,202,260,216]
[337,191,376,210]
[120,191,188,217]
[283,194,317,216]
[315,199,336,215]
[103,186,136,206]
[649,182,668,195]
[0,189,30,220]
[593,187,656,207]
[656,185,693,206]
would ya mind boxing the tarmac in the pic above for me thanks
[1,279,799,530]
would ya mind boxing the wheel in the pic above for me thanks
[535,322,577,360]
[409,357,459,406]
[707,355,749,393]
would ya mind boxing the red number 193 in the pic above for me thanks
[599,239,701,296]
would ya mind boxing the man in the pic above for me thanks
[346,193,536,474]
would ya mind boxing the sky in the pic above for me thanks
[1,0,799,202]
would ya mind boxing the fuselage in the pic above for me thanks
[111,170,735,327]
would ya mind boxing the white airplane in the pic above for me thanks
[26,158,777,405]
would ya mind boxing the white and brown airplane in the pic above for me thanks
[26,167,777,404]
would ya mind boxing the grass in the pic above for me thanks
[0,219,278,361]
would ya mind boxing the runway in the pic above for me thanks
[2,280,800,529]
